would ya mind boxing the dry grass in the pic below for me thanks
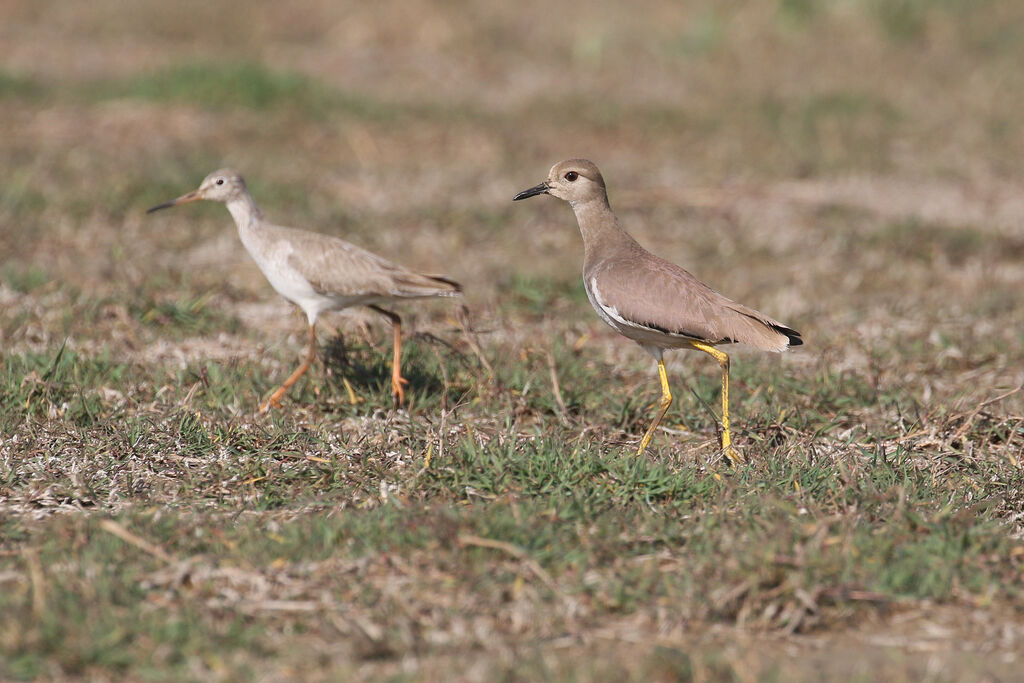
[2,1,1024,680]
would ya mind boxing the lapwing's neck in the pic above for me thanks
[572,197,637,265]
[226,194,265,235]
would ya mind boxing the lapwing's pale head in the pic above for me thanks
[513,159,607,205]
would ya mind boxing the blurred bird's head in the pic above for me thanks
[147,169,249,213]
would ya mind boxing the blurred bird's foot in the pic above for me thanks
[391,374,409,407]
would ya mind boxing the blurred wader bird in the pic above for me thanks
[148,169,462,412]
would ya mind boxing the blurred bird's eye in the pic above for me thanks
[565,171,578,182]
[216,178,225,186]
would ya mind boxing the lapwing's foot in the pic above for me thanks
[721,443,745,467]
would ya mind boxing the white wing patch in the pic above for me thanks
[590,277,638,329]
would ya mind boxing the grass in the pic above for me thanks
[3,0,1024,679]
[3,276,1021,680]
[0,70,44,100]
[758,91,902,174]
[131,291,241,338]
[2,433,1021,678]
[116,62,335,110]
[1,264,50,294]
[102,61,414,124]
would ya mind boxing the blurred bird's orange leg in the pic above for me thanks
[260,324,316,413]
[690,341,744,465]
[370,306,408,407]
[390,318,408,406]
[638,359,672,456]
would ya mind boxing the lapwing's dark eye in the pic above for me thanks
[216,178,225,186]
[564,171,578,182]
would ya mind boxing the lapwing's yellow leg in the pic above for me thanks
[638,359,672,456]
[260,324,317,413]
[369,306,409,407]
[689,341,743,464]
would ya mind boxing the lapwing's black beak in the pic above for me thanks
[513,182,549,201]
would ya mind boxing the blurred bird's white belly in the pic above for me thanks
[241,233,332,323]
